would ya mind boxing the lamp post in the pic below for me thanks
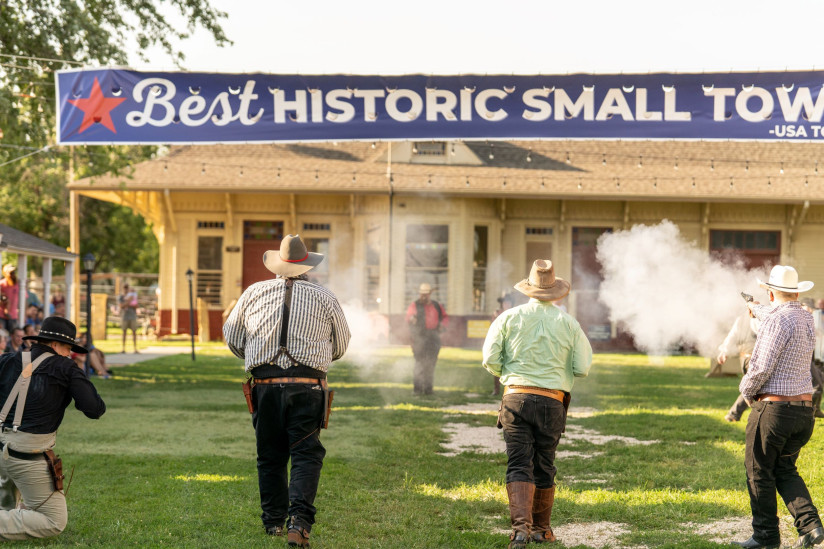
[185,268,195,361]
[83,253,95,348]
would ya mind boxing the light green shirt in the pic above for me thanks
[482,299,593,392]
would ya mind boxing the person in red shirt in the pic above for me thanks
[405,283,447,395]
[0,265,19,333]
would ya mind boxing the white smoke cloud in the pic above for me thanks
[596,220,767,356]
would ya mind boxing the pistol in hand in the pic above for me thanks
[741,292,753,303]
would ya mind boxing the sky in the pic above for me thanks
[128,0,824,75]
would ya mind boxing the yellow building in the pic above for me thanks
[69,140,824,347]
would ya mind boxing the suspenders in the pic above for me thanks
[273,279,300,367]
[0,351,53,432]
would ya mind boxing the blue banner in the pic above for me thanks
[55,69,824,144]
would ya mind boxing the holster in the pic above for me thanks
[242,378,255,414]
[44,450,64,492]
[496,400,503,429]
[321,387,334,429]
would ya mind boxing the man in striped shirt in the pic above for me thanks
[733,265,824,549]
[223,235,350,547]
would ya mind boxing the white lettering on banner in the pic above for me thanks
[475,89,508,121]
[237,81,264,125]
[426,89,458,121]
[736,87,773,122]
[127,78,177,126]
[772,125,809,137]
[386,90,423,122]
[704,87,736,121]
[554,88,594,121]
[272,89,308,123]
[354,90,385,122]
[460,88,474,121]
[596,89,634,121]
[310,90,323,123]
[664,88,691,121]
[522,88,553,121]
[325,90,355,123]
[775,87,824,123]
[635,88,662,121]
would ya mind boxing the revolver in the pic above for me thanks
[741,292,753,303]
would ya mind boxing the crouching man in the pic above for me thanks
[482,260,592,548]
[0,317,105,539]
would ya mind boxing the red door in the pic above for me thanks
[242,221,284,289]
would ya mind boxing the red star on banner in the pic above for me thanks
[67,77,126,134]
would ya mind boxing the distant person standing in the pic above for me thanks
[405,283,447,395]
[0,266,19,333]
[483,259,592,549]
[119,284,139,354]
[733,265,824,549]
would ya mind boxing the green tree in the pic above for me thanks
[0,1,229,272]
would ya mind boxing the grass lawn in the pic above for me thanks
[10,346,822,548]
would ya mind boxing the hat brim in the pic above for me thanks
[757,278,814,293]
[263,250,324,277]
[23,334,88,354]
[514,277,571,301]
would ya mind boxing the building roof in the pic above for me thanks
[69,140,824,204]
[0,224,76,261]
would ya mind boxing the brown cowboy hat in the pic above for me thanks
[263,234,324,277]
[514,259,571,301]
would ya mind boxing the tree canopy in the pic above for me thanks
[0,1,229,273]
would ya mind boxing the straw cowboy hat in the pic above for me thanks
[24,316,88,354]
[757,265,814,293]
[418,283,432,294]
[514,259,571,301]
[263,234,324,277]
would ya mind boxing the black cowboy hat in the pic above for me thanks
[23,316,88,354]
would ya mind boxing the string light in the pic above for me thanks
[352,172,357,183]
[540,177,545,189]
[488,143,494,160]
[637,155,643,168]
[692,177,696,188]
[502,177,507,187]
[371,142,376,149]
[276,168,281,180]
[673,157,679,170]
[314,170,319,182]
[201,163,205,175]
[745,160,749,172]
[526,148,532,163]
[427,174,432,185]
[450,143,456,156]
[566,152,571,164]
[653,177,657,188]
[779,162,784,175]
[805,176,809,187]
[730,176,734,189]
[465,176,470,187]
[767,176,771,186]
[710,159,714,171]
[615,177,620,189]
[602,154,606,166]
[164,162,168,172]
[577,178,583,190]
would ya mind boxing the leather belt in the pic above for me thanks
[254,377,328,389]
[2,445,44,461]
[757,393,813,402]
[504,385,565,403]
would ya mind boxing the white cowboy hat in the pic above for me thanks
[418,283,432,294]
[514,259,571,301]
[757,265,814,293]
[263,234,324,277]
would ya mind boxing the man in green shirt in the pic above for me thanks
[483,259,593,549]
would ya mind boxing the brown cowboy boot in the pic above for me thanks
[531,485,556,543]
[506,481,535,549]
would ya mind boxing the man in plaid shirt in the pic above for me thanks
[733,265,824,549]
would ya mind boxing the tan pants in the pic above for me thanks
[0,433,66,540]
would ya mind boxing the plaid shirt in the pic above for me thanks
[739,301,815,399]
[223,277,351,373]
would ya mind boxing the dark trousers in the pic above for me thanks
[411,331,440,394]
[745,400,822,543]
[500,393,566,488]
[252,383,326,532]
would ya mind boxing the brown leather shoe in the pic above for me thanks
[287,518,311,548]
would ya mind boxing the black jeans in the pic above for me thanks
[252,383,326,532]
[745,400,821,543]
[500,393,566,487]
[411,330,440,394]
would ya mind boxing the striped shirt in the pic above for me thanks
[223,277,351,373]
[739,301,815,399]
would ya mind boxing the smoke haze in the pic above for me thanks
[596,221,767,356]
